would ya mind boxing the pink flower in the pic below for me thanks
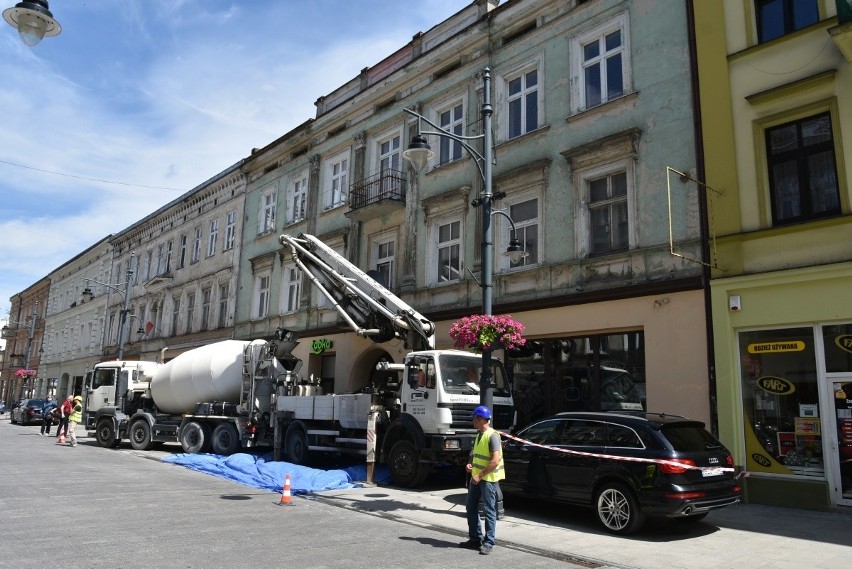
[448,314,526,352]
[15,369,36,379]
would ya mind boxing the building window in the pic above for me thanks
[185,292,195,333]
[200,288,211,331]
[254,274,270,319]
[224,211,237,251]
[280,264,300,314]
[144,251,152,281]
[371,235,396,289]
[506,66,539,139]
[588,171,629,255]
[501,197,539,270]
[207,219,218,257]
[288,172,308,224]
[756,0,819,43]
[327,152,349,209]
[165,240,173,273]
[573,14,629,112]
[155,244,165,276]
[378,133,401,173]
[192,227,202,263]
[765,112,840,225]
[171,296,180,336]
[432,219,462,283]
[178,235,187,269]
[260,190,276,234]
[438,101,464,164]
[217,283,229,328]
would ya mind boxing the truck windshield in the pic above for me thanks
[438,354,510,396]
[92,369,116,389]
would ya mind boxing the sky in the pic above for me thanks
[0,0,472,336]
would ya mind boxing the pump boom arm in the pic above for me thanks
[280,233,435,351]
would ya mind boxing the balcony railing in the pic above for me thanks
[348,169,406,214]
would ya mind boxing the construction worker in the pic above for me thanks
[67,395,83,447]
[459,405,504,556]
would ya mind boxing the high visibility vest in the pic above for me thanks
[69,403,82,423]
[471,427,505,482]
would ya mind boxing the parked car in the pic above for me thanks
[10,398,49,426]
[0,400,6,414]
[501,411,741,535]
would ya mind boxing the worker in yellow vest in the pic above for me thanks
[459,405,504,556]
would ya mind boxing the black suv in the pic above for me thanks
[501,411,741,535]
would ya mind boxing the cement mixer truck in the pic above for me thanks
[272,234,515,487]
[82,337,289,454]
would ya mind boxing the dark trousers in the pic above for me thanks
[40,417,54,435]
[55,417,69,437]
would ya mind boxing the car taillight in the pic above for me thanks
[665,491,706,500]
[733,485,741,494]
[660,458,695,474]
[725,454,734,467]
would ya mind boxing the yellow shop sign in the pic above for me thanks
[747,341,805,354]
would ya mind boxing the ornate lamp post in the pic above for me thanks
[2,0,60,47]
[402,68,525,410]
[82,254,136,360]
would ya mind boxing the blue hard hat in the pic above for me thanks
[471,405,492,420]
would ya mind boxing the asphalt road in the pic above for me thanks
[0,417,586,569]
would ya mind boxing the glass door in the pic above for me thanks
[827,376,852,506]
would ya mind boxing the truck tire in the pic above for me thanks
[96,418,121,448]
[211,423,240,455]
[180,421,211,454]
[285,423,310,464]
[128,418,154,451]
[388,440,429,488]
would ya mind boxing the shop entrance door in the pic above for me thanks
[826,375,852,506]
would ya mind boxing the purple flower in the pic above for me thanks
[448,314,526,352]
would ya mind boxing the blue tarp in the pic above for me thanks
[162,452,391,494]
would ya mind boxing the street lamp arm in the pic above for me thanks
[81,277,126,298]
[402,108,488,185]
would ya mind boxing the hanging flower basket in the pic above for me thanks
[15,369,36,379]
[449,314,526,352]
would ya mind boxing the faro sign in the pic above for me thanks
[311,339,333,354]
[756,376,795,396]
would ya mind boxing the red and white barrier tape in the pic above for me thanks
[498,431,738,475]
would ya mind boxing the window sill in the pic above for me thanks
[567,91,639,123]
[496,125,551,152]
[424,156,468,176]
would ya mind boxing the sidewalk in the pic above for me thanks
[314,480,852,569]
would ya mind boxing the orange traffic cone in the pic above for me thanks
[57,432,65,445]
[279,474,293,506]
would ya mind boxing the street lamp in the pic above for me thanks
[2,0,60,47]
[403,67,525,411]
[82,254,135,360]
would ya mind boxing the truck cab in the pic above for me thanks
[84,360,158,430]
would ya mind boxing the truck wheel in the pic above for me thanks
[128,418,153,451]
[388,440,429,488]
[180,421,211,454]
[96,419,120,448]
[285,423,310,464]
[595,482,646,535]
[211,423,240,455]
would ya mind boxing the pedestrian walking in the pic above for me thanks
[459,405,504,556]
[40,398,57,435]
[68,395,83,447]
[55,395,73,441]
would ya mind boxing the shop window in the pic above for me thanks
[739,327,823,476]
[508,331,645,429]
[823,323,852,373]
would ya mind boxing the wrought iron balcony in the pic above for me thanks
[347,168,406,221]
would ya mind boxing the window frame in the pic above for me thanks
[370,231,397,289]
[207,219,218,258]
[429,215,463,285]
[259,188,277,235]
[433,97,465,166]
[575,157,637,258]
[191,227,202,264]
[570,12,631,114]
[224,210,237,251]
[499,58,543,141]
[755,0,820,44]
[253,272,271,319]
[279,263,301,315]
[287,169,309,224]
[763,110,841,225]
[326,150,350,210]
[497,189,541,272]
